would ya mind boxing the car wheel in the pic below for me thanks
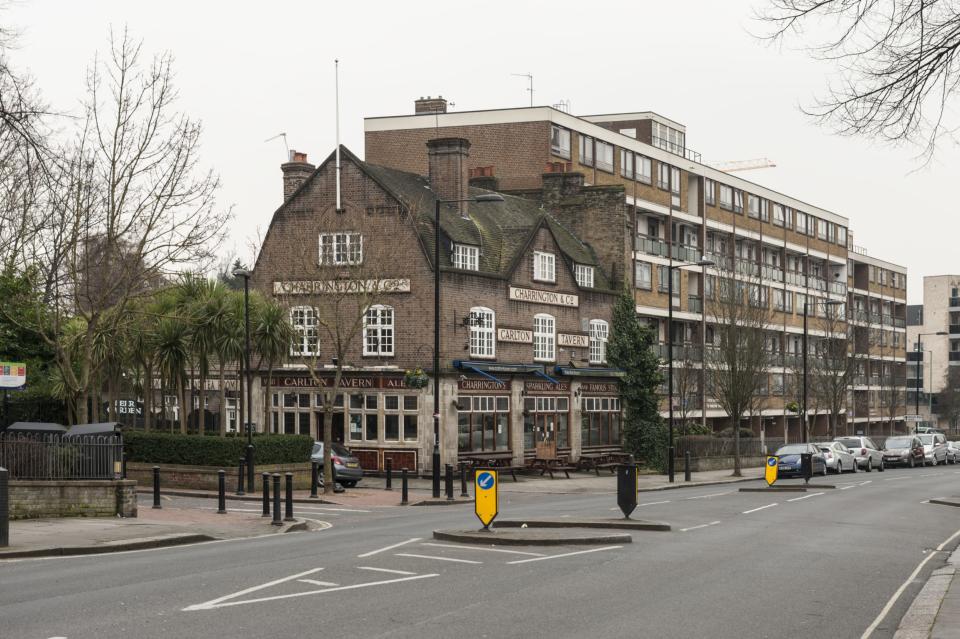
[866,459,873,472]
[821,462,828,476]
[341,480,357,488]
[879,460,885,472]
[932,457,937,467]
[836,461,842,474]
[852,461,858,473]
[909,456,915,468]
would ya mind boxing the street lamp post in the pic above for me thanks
[667,257,714,483]
[915,332,947,433]
[233,267,255,492]
[432,193,504,498]
[801,298,844,443]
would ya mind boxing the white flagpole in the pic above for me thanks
[335,59,342,212]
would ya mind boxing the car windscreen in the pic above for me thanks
[836,439,860,449]
[312,444,321,454]
[918,435,934,445]
[776,445,808,455]
[332,443,351,457]
[885,437,913,448]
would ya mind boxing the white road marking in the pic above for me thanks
[298,579,339,587]
[742,503,778,514]
[640,500,672,506]
[183,573,438,611]
[185,567,324,610]
[421,542,544,557]
[357,538,422,558]
[860,527,960,638]
[919,473,937,477]
[787,492,824,502]
[357,566,416,576]
[860,480,872,485]
[840,485,856,490]
[685,491,732,500]
[680,521,721,532]
[507,546,623,565]
[395,553,482,564]
[884,476,910,481]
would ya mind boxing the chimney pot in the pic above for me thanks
[415,95,448,115]
[280,149,315,202]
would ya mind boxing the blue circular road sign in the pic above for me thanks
[767,457,777,467]
[477,472,495,490]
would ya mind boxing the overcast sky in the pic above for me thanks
[7,0,955,303]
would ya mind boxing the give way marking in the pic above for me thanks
[182,566,437,611]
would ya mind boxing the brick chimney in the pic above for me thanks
[469,166,499,192]
[415,95,448,114]
[427,138,471,216]
[280,150,314,201]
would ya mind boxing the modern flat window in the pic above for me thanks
[620,149,634,179]
[533,313,556,362]
[704,178,716,205]
[574,264,595,288]
[579,135,594,166]
[589,319,609,364]
[652,122,685,155]
[748,195,760,219]
[670,166,681,195]
[635,261,652,290]
[453,244,479,271]
[733,189,743,213]
[363,305,394,356]
[595,141,614,172]
[795,211,807,235]
[533,251,556,283]
[817,218,827,240]
[550,125,571,159]
[290,306,319,356]
[837,226,847,246]
[719,184,733,210]
[636,155,652,184]
[773,204,785,227]
[658,266,680,293]
[319,232,363,265]
[469,307,495,359]
[657,163,670,191]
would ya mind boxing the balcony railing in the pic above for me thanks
[704,252,732,271]
[651,136,702,163]
[762,265,784,283]
[808,277,828,293]
[674,244,700,263]
[894,318,906,328]
[736,258,760,278]
[829,281,847,295]
[848,310,869,323]
[784,271,805,286]
[635,235,668,258]
[652,343,703,361]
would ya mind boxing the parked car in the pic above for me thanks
[918,433,949,466]
[834,436,885,472]
[946,441,960,464]
[311,442,364,487]
[816,441,858,474]
[882,436,925,468]
[774,443,828,477]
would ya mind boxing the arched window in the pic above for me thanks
[363,305,394,356]
[533,313,555,362]
[469,307,495,359]
[290,306,318,356]
[589,320,609,364]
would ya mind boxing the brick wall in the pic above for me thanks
[9,480,137,520]
[126,463,314,491]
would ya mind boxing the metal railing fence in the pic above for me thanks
[0,433,122,480]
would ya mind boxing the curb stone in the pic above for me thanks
[0,533,217,559]
[494,518,670,532]
[432,529,633,546]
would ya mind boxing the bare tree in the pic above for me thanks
[705,275,775,476]
[808,306,855,438]
[759,0,960,155]
[671,343,703,436]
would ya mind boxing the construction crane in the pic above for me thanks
[710,158,776,173]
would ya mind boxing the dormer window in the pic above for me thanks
[453,244,479,271]
[533,251,556,283]
[574,264,594,288]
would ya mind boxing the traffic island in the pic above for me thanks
[740,486,808,493]
[929,497,960,507]
[433,528,633,546]
[493,518,670,532]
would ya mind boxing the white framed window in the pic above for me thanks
[620,149,634,179]
[837,226,847,246]
[817,218,827,240]
[319,232,363,265]
[363,305,394,356]
[773,204,785,227]
[657,163,670,190]
[578,135,594,166]
[533,313,556,362]
[636,155,652,184]
[704,178,716,205]
[453,244,479,270]
[748,195,760,219]
[533,251,556,282]
[589,319,609,364]
[290,306,319,356]
[574,264,594,288]
[795,211,807,235]
[469,307,495,359]
[595,141,614,172]
[719,184,733,210]
[733,189,743,213]
[550,125,571,159]
[635,261,652,290]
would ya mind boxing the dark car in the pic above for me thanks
[882,436,925,468]
[774,443,827,477]
[311,442,364,487]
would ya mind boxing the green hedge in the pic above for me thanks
[124,432,314,467]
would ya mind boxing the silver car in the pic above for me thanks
[815,441,858,474]
[311,442,364,487]
[948,442,960,464]
[918,433,948,466]
[834,436,885,472]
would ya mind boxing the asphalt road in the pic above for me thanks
[2,464,959,639]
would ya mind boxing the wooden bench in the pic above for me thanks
[458,453,521,482]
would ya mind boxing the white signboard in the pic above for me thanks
[508,286,578,308]
[904,414,923,422]
[497,328,533,343]
[0,362,25,389]
[558,333,589,348]
[274,279,411,296]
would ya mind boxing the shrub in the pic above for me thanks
[124,431,314,467]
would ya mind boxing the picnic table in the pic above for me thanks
[458,452,521,481]
[579,450,633,476]
[526,440,575,479]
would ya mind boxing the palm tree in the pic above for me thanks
[180,276,223,433]
[254,297,293,435]
[153,314,190,434]
[214,292,245,435]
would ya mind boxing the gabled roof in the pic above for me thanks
[258,144,613,291]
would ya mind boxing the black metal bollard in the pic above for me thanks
[236,458,245,496]
[261,472,270,517]
[310,462,319,499]
[0,467,9,548]
[121,451,127,480]
[284,472,295,522]
[444,464,454,501]
[460,462,469,497]
[684,451,692,482]
[217,470,227,514]
[271,474,282,526]
[385,458,393,491]
[401,468,409,504]
[152,465,161,509]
